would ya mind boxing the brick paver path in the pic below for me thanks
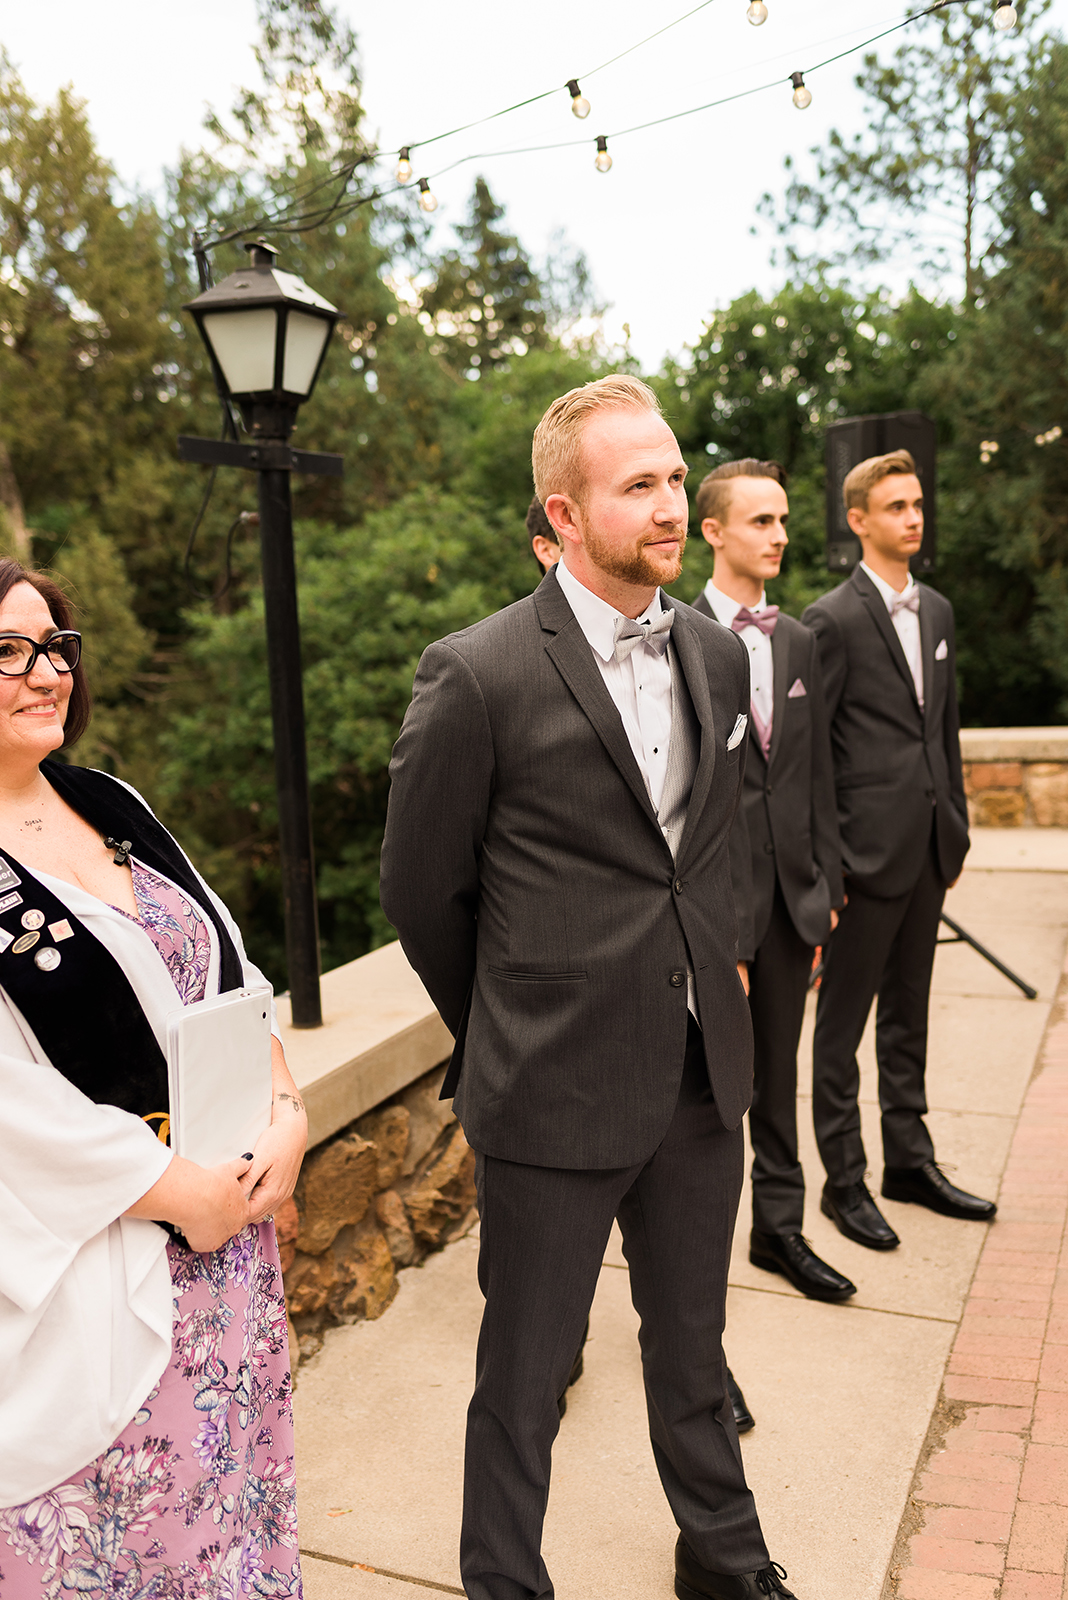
[894,974,1068,1600]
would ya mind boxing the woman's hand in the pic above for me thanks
[243,1035,309,1225]
[244,1116,307,1223]
[125,1154,253,1253]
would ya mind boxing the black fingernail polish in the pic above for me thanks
[241,1153,254,1161]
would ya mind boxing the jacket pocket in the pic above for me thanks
[488,967,588,983]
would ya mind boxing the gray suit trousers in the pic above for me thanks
[460,1025,768,1600]
[812,836,944,1186]
[748,885,815,1235]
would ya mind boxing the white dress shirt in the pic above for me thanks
[702,579,773,735]
[860,562,924,707]
[556,559,673,811]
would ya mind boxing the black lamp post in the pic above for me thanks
[179,240,344,1028]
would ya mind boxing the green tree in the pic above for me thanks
[419,177,551,377]
[659,284,958,614]
[765,0,1051,300]
[918,39,1068,724]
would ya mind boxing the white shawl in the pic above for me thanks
[0,830,277,1507]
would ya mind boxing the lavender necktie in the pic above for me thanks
[731,605,779,637]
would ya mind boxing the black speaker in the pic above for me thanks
[824,410,937,575]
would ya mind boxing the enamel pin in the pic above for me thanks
[21,909,45,931]
[48,920,74,942]
[34,947,61,972]
[0,892,22,914]
[12,931,40,954]
[0,859,21,894]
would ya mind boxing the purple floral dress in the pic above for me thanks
[0,863,302,1599]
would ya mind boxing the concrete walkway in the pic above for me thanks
[293,829,1068,1600]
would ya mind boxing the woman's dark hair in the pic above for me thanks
[0,557,92,747]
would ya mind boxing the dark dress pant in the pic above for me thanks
[460,1022,769,1600]
[812,837,944,1187]
[747,884,815,1236]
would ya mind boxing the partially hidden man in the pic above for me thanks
[381,377,798,1600]
[692,460,853,1316]
[802,449,996,1251]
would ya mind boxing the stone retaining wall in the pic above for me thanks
[960,729,1068,828]
[277,1060,474,1361]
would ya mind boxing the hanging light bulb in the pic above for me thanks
[790,71,812,109]
[417,178,438,212]
[747,1,768,23]
[993,2,1018,27]
[567,79,591,119]
[594,135,612,173]
[396,147,412,184]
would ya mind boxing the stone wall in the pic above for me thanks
[959,729,1068,828]
[276,1061,475,1361]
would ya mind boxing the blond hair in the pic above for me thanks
[843,449,918,513]
[695,458,788,525]
[532,375,661,504]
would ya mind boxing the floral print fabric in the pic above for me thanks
[0,1221,302,1598]
[116,859,213,1006]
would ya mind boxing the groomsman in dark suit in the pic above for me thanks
[802,450,996,1251]
[692,460,853,1315]
[382,377,797,1600]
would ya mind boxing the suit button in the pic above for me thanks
[764,841,775,854]
[766,785,774,795]
[926,789,936,801]
[669,971,686,988]
[674,878,684,894]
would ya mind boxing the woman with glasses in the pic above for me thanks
[0,558,308,1597]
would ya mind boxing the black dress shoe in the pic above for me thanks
[749,1229,857,1302]
[821,1180,900,1251]
[675,1536,797,1599]
[726,1367,755,1434]
[882,1162,997,1221]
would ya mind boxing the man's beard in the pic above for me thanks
[583,522,688,587]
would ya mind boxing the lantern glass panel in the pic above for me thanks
[283,311,332,397]
[201,308,278,394]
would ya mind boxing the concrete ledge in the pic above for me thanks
[960,726,1068,761]
[275,941,453,1148]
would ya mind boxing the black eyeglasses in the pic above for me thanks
[0,632,82,677]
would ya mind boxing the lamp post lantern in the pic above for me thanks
[179,240,345,1028]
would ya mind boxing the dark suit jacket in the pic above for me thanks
[379,564,754,1169]
[801,566,969,898]
[691,595,843,959]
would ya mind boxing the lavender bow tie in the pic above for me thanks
[731,605,778,637]
[889,590,920,617]
[613,609,675,663]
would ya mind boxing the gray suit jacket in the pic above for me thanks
[691,595,844,958]
[801,566,969,898]
[379,565,754,1169]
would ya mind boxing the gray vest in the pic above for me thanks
[658,643,701,863]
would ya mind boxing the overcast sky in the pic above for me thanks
[2,0,1063,369]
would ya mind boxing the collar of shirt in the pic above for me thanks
[555,557,665,661]
[702,578,768,628]
[860,561,917,615]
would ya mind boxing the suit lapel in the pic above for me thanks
[689,589,713,620]
[537,573,662,832]
[852,567,920,711]
[669,607,717,866]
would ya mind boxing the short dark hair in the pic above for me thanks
[694,458,788,525]
[526,496,560,549]
[0,557,92,747]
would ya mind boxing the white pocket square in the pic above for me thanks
[726,713,747,751]
[935,638,948,661]
[787,677,807,699]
